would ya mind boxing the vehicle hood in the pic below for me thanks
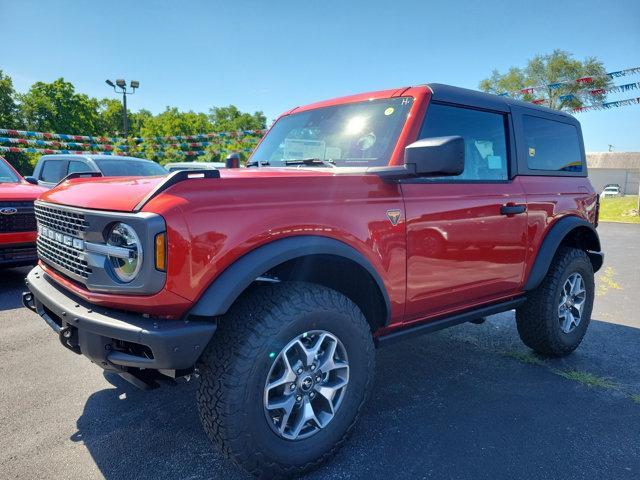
[0,182,47,201]
[37,168,340,212]
[39,175,166,211]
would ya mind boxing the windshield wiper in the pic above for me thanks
[246,160,270,167]
[283,158,336,168]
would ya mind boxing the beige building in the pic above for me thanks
[587,152,640,195]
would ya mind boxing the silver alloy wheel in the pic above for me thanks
[558,272,587,334]
[263,330,349,440]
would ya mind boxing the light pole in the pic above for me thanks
[105,79,139,137]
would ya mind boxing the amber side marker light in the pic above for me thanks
[155,232,167,271]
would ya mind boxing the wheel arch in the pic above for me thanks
[524,216,603,291]
[188,235,391,331]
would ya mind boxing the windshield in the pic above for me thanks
[94,159,167,177]
[0,159,20,183]
[251,97,414,167]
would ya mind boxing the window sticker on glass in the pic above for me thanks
[474,140,494,158]
[487,155,503,170]
[384,107,395,116]
[325,146,342,160]
[529,147,536,157]
[283,139,326,160]
[357,133,376,151]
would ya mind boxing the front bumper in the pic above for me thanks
[23,265,216,372]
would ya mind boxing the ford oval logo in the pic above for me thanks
[0,207,18,215]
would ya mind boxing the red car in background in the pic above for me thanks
[0,157,46,268]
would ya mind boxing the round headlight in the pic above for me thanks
[107,222,143,283]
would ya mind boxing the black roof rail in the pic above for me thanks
[133,169,221,212]
[56,171,103,187]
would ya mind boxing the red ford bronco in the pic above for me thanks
[23,84,603,478]
[0,156,46,268]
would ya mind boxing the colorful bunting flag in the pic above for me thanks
[0,145,255,157]
[497,66,639,97]
[0,128,266,144]
[572,96,640,113]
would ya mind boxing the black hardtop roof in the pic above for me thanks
[425,83,577,121]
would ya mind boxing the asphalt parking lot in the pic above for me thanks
[1,222,638,480]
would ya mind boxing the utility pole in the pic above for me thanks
[105,79,139,137]
[121,89,128,135]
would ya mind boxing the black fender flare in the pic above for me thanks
[188,235,391,322]
[524,216,603,291]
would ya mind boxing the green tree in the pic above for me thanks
[0,72,266,167]
[0,71,30,174]
[128,108,153,137]
[97,98,124,136]
[479,50,611,111]
[20,78,102,134]
[0,70,21,129]
[209,105,266,132]
[140,107,212,137]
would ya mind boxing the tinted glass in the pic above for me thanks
[68,160,92,175]
[419,103,508,180]
[251,97,414,167]
[522,115,582,172]
[0,159,20,183]
[94,159,167,176]
[40,160,65,183]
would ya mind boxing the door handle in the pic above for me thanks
[500,204,526,216]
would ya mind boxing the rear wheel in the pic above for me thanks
[196,282,375,479]
[516,247,594,357]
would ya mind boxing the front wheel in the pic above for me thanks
[196,282,375,479]
[516,247,595,357]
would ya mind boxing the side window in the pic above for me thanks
[68,161,91,175]
[40,161,65,183]
[522,115,583,172]
[419,103,508,181]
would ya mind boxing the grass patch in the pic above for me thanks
[599,196,640,224]
[552,369,617,389]
[503,350,639,404]
[596,266,623,296]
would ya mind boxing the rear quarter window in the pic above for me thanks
[522,115,583,173]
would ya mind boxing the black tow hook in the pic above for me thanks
[59,326,82,355]
[22,291,37,313]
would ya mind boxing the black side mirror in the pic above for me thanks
[404,135,465,176]
[24,176,38,185]
[225,153,240,169]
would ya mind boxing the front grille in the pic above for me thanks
[34,203,89,237]
[37,233,92,278]
[0,201,36,233]
[34,203,91,279]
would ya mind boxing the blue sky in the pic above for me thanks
[3,0,639,151]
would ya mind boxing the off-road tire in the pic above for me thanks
[516,247,594,357]
[196,282,375,479]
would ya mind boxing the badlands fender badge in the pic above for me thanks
[386,209,401,226]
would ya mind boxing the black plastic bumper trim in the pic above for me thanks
[587,250,604,273]
[24,265,216,370]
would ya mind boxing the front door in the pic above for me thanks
[402,102,528,323]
